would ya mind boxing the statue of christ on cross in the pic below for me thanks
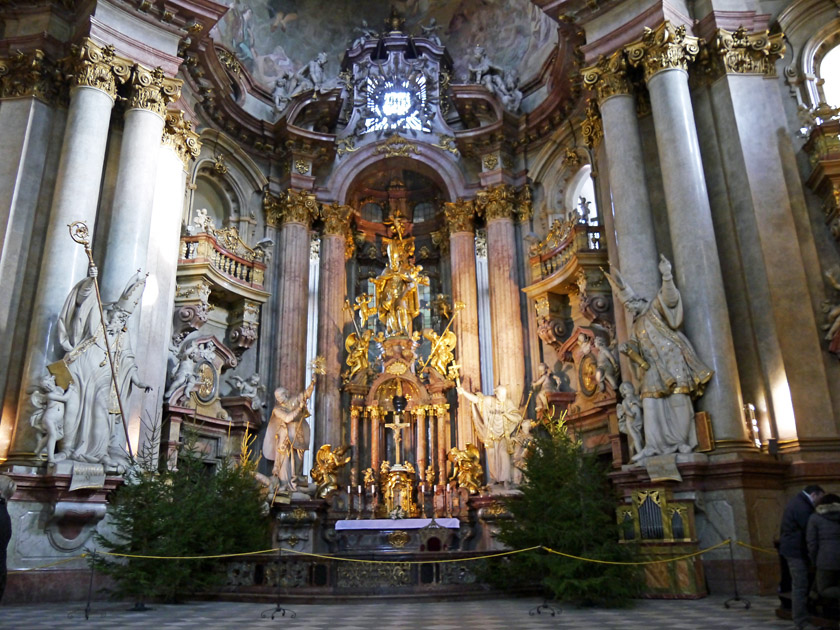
[385,414,411,464]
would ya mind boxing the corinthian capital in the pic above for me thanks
[320,203,353,236]
[443,198,476,233]
[284,189,318,226]
[68,37,131,99]
[707,27,786,78]
[161,110,201,166]
[127,65,182,116]
[0,50,62,104]
[625,22,700,82]
[476,184,516,222]
[582,50,633,103]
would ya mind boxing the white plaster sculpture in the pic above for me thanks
[186,207,215,235]
[296,52,331,95]
[420,18,443,45]
[616,382,644,461]
[594,336,619,392]
[467,46,522,113]
[823,267,840,357]
[511,418,533,485]
[228,373,265,409]
[352,19,378,48]
[53,264,151,468]
[605,256,713,460]
[165,342,201,402]
[272,70,299,111]
[531,362,561,417]
[262,380,315,491]
[28,374,74,463]
[457,384,523,486]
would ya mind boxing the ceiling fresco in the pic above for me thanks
[211,0,558,91]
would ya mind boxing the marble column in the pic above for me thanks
[415,406,427,480]
[270,189,317,395]
[100,66,180,302]
[132,111,200,455]
[0,51,61,430]
[315,204,351,450]
[370,406,381,476]
[582,52,660,299]
[12,40,130,455]
[436,404,448,485]
[349,406,361,484]
[444,199,480,448]
[476,185,526,404]
[626,22,746,445]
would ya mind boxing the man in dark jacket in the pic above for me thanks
[807,493,840,599]
[0,475,15,604]
[780,484,825,630]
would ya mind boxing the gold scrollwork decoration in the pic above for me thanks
[68,37,132,99]
[162,110,201,166]
[433,134,460,156]
[374,135,419,158]
[216,47,242,76]
[625,22,701,82]
[582,50,632,103]
[294,159,311,174]
[443,198,475,233]
[127,65,182,116]
[387,530,411,548]
[708,27,786,78]
[482,154,499,170]
[0,49,62,104]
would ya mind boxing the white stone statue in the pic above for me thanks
[531,362,561,418]
[420,18,443,45]
[228,373,265,409]
[272,70,298,111]
[28,374,75,463]
[511,418,533,485]
[165,342,201,403]
[296,51,331,95]
[457,384,523,486]
[186,207,215,235]
[352,19,378,48]
[616,382,644,461]
[823,267,840,356]
[605,255,713,460]
[53,264,151,468]
[262,379,315,491]
[594,336,619,392]
[498,70,523,113]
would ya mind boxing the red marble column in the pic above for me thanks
[415,406,427,481]
[444,199,481,448]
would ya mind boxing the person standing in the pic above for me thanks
[0,475,16,603]
[781,484,826,629]
[807,493,840,600]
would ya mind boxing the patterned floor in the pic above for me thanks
[0,595,798,630]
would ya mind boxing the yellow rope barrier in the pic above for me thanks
[98,547,281,560]
[735,540,777,555]
[9,554,88,574]
[277,545,543,565]
[542,539,731,566]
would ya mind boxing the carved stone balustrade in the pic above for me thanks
[178,228,267,291]
[529,220,605,282]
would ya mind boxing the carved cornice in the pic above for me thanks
[625,22,700,82]
[161,110,201,166]
[582,50,633,103]
[581,98,603,150]
[706,27,786,79]
[264,189,318,228]
[475,184,516,222]
[320,203,353,236]
[67,37,131,99]
[443,199,476,233]
[127,65,182,116]
[0,49,63,104]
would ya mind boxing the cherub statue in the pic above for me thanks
[420,17,443,45]
[296,51,331,95]
[228,373,265,409]
[28,374,75,463]
[617,382,645,461]
[188,207,215,235]
[272,69,299,111]
[498,70,523,113]
[594,336,619,392]
[344,329,372,383]
[352,19,378,48]
[423,328,456,378]
[310,444,351,498]
[531,362,561,418]
[362,467,376,488]
[447,443,483,494]
[165,342,201,402]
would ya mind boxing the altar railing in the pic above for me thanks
[530,221,604,281]
[179,231,266,290]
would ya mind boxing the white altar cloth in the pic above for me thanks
[335,518,459,530]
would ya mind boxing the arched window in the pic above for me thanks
[412,201,436,223]
[564,165,598,225]
[192,175,230,227]
[360,202,384,223]
[819,43,840,107]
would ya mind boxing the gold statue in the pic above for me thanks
[371,218,428,337]
[343,329,372,382]
[448,443,483,494]
[423,328,456,378]
[362,467,376,487]
[310,444,351,499]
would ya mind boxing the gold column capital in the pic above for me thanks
[581,98,603,150]
[127,65,182,116]
[68,37,131,99]
[706,27,786,79]
[475,183,516,222]
[582,50,633,103]
[161,109,201,166]
[265,189,319,228]
[0,49,63,104]
[443,198,476,233]
[625,22,700,82]
[320,203,353,235]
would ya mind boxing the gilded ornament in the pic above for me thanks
[67,37,131,99]
[294,159,311,175]
[320,203,352,236]
[216,47,242,76]
[336,136,358,157]
[291,506,308,522]
[265,189,318,227]
[447,443,483,494]
[625,22,701,82]
[310,444,351,498]
[127,65,181,116]
[433,134,460,156]
[263,190,284,228]
[443,199,475,233]
[387,530,410,548]
[482,154,499,170]
[0,49,61,104]
[485,502,508,517]
[516,184,533,223]
[374,135,419,158]
[582,50,632,102]
[161,109,201,166]
[562,148,582,170]
[581,98,603,149]
[475,184,515,222]
[708,27,785,78]
[386,362,408,375]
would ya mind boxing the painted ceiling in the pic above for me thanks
[211,0,558,91]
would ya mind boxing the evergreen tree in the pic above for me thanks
[92,430,270,603]
[492,413,642,606]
